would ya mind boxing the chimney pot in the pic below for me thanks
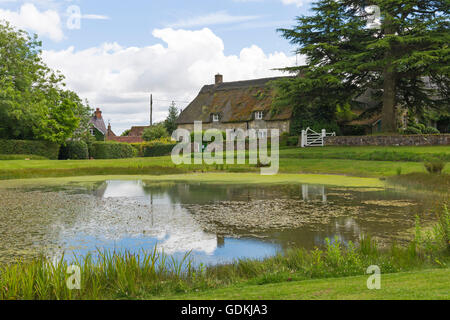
[215,74,223,85]
[95,108,102,119]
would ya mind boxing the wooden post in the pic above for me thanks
[150,94,153,126]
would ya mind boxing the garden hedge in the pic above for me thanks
[59,141,89,160]
[143,143,176,157]
[0,139,60,159]
[89,141,136,159]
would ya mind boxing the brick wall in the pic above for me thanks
[324,134,450,146]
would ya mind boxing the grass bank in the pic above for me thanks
[160,268,450,300]
[1,146,449,180]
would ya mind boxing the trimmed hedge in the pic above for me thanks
[0,139,60,160]
[89,141,136,159]
[59,141,89,160]
[143,143,176,157]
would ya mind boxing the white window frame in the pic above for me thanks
[212,114,220,122]
[255,111,264,120]
[90,128,95,136]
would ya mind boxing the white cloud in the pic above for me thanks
[0,3,64,41]
[281,0,307,7]
[167,11,260,28]
[42,28,297,134]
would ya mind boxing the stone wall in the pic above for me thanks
[323,134,450,146]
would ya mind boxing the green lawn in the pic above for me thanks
[0,146,448,180]
[159,268,450,300]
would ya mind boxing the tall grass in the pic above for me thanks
[1,206,449,300]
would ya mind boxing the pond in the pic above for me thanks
[0,179,441,265]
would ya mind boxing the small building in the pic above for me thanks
[89,108,107,141]
[106,125,148,143]
[176,74,293,137]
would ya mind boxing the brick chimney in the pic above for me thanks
[95,108,102,119]
[215,74,223,85]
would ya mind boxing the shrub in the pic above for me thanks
[89,141,135,159]
[59,141,89,160]
[190,130,226,142]
[423,127,440,134]
[143,143,177,157]
[0,139,60,159]
[287,136,299,146]
[142,124,169,142]
[0,154,48,160]
[403,126,422,135]
[424,159,446,174]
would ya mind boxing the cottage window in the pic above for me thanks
[255,111,264,120]
[90,128,95,136]
[212,114,220,122]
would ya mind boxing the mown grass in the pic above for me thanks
[1,205,448,300]
[160,268,450,300]
[281,146,450,162]
[1,146,449,180]
[0,154,48,160]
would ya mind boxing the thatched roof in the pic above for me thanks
[176,77,293,124]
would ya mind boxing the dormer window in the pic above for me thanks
[212,114,220,122]
[255,111,264,120]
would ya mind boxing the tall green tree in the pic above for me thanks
[276,0,449,132]
[164,102,180,134]
[0,22,91,143]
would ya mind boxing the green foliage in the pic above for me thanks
[0,154,48,160]
[0,22,90,143]
[403,126,423,135]
[336,103,357,122]
[89,142,135,159]
[424,160,446,174]
[142,124,169,142]
[276,0,450,132]
[0,139,59,159]
[143,143,177,157]
[164,103,180,135]
[59,141,89,160]
[190,130,226,142]
[423,127,441,134]
[121,129,131,137]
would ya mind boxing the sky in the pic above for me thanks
[0,0,313,134]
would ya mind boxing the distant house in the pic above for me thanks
[176,74,293,137]
[89,108,107,141]
[106,125,148,143]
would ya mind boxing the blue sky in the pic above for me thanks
[0,0,312,134]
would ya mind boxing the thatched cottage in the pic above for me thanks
[176,74,293,136]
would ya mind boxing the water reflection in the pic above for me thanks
[0,180,439,265]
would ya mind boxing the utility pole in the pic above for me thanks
[150,93,153,126]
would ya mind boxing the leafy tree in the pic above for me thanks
[275,0,449,133]
[0,22,90,143]
[164,102,179,134]
[121,129,131,137]
[142,123,169,142]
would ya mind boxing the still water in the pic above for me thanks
[0,180,439,265]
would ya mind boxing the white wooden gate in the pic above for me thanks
[301,128,336,148]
